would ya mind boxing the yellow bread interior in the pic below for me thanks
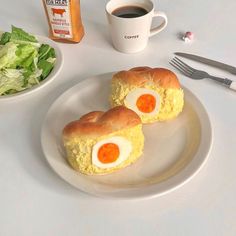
[110,80,184,123]
[63,124,144,175]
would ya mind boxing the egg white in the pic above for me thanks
[92,136,132,169]
[124,88,161,117]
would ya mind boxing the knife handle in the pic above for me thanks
[208,75,236,91]
[230,81,236,91]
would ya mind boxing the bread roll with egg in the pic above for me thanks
[62,106,144,175]
[110,67,184,123]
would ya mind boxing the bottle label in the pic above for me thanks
[45,0,72,38]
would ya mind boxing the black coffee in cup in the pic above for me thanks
[112,6,148,18]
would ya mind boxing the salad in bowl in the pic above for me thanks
[0,26,63,99]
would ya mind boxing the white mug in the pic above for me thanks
[106,0,168,53]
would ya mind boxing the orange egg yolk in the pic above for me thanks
[98,143,120,164]
[136,94,156,113]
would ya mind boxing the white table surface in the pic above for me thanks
[1,0,236,235]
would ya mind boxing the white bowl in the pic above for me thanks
[0,35,63,101]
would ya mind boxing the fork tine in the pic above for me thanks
[169,61,191,77]
[174,57,196,72]
[170,59,192,75]
[171,58,193,74]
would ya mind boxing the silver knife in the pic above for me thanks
[175,52,236,75]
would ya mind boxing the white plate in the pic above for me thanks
[41,73,212,199]
[0,35,63,101]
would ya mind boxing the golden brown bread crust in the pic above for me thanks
[63,106,141,138]
[112,67,180,89]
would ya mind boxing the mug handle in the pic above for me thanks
[150,11,168,37]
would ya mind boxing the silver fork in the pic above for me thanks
[170,57,236,91]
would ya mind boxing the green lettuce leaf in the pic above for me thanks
[0,32,11,45]
[0,42,18,69]
[0,68,25,95]
[38,44,56,61]
[37,59,54,80]
[27,68,42,86]
[10,26,40,47]
[12,44,38,69]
